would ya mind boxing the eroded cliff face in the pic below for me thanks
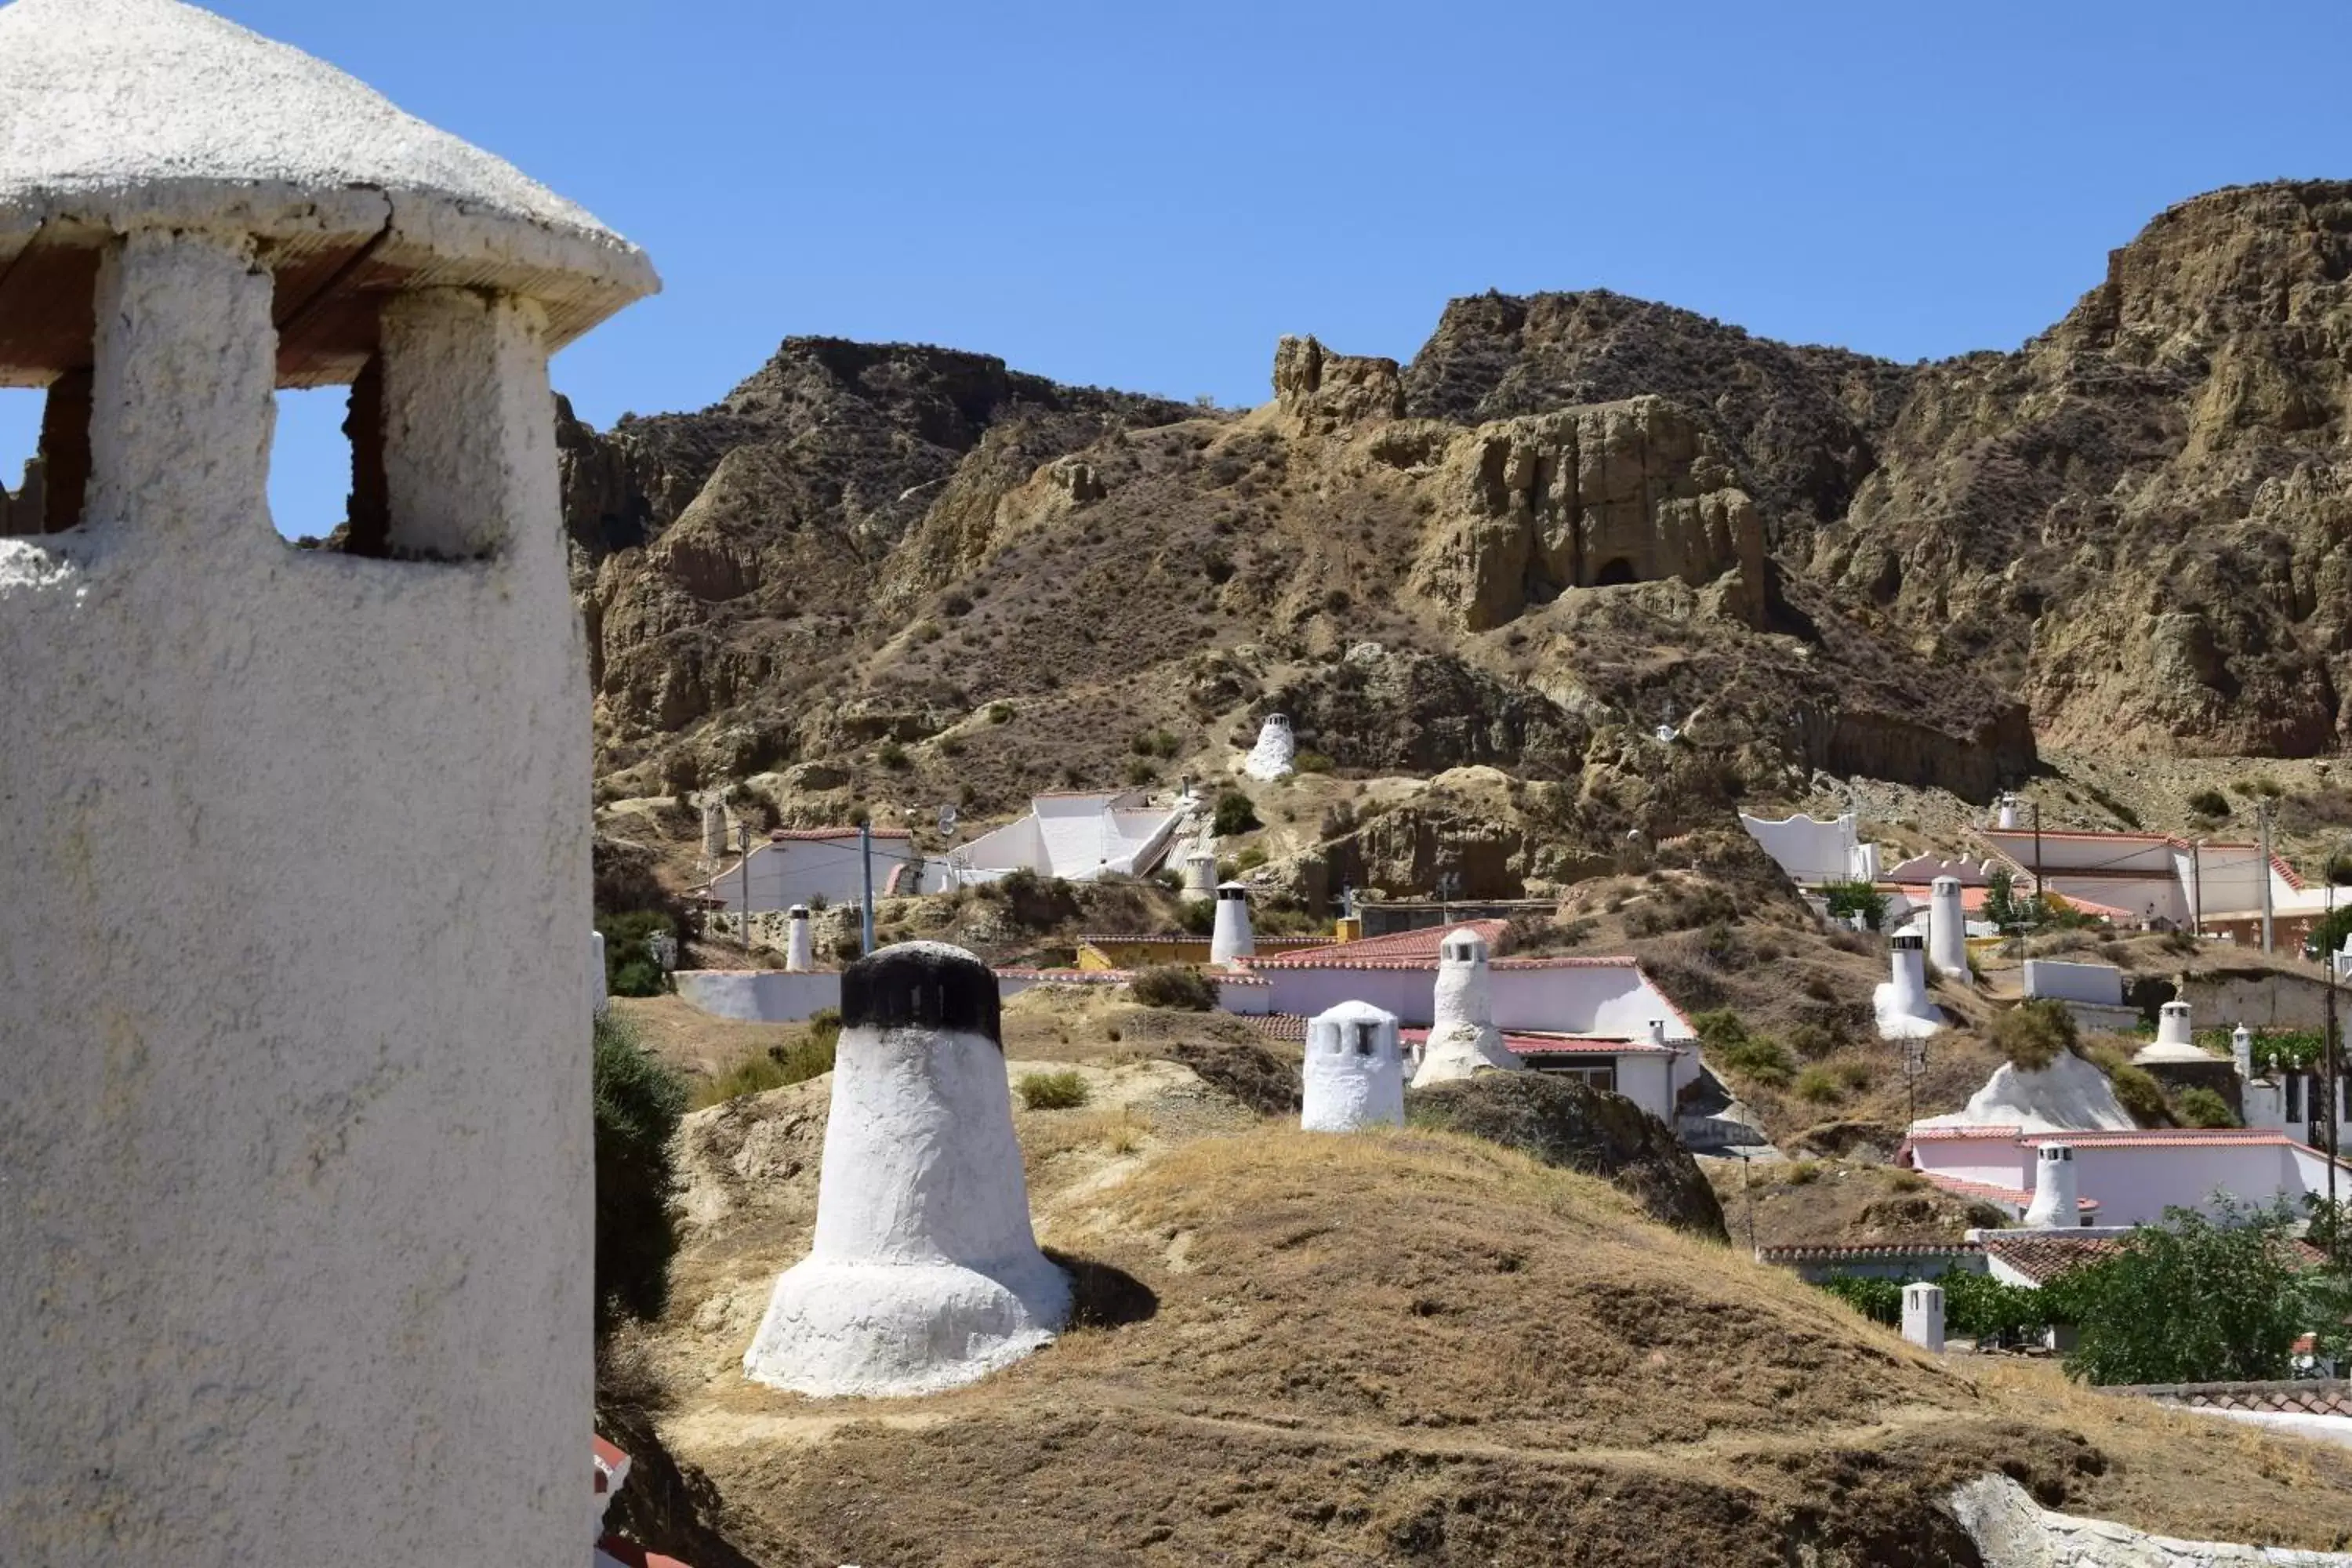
[561,180,2352,848]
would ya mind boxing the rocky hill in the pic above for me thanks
[566,180,2352,878]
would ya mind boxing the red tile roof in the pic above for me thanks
[1074,933,1328,948]
[1980,1232,2129,1283]
[993,967,1131,984]
[1905,1124,2030,1142]
[1914,1169,2100,1212]
[1247,1013,1308,1042]
[1243,919,1513,968]
[2126,1380,2351,1416]
[1399,1026,1674,1058]
[2019,1129,2296,1150]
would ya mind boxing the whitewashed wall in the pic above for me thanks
[673,970,844,1022]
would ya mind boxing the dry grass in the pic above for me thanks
[637,1112,2352,1566]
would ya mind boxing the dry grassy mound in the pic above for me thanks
[630,1121,2352,1566]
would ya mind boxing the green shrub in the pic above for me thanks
[1131,964,1218,1011]
[1817,1273,1901,1325]
[1294,750,1334,774]
[2109,1063,2169,1125]
[988,702,1015,724]
[2186,787,2230,818]
[876,740,909,770]
[1124,759,1159,786]
[1235,847,1269,871]
[1820,880,1888,931]
[1212,789,1261,837]
[2053,1199,2320,1385]
[593,1011,688,1333]
[1991,997,2078,1071]
[597,909,676,997]
[1794,1065,1842,1104]
[1786,1160,1821,1185]
[1017,1070,1091,1110]
[2235,774,2285,800]
[1694,1009,1794,1087]
[1835,1059,1874,1091]
[2174,1086,2238,1128]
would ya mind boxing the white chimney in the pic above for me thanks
[786,904,814,972]
[1210,881,1255,967]
[2157,1000,2193,1050]
[1301,1000,1406,1132]
[2231,1023,2255,1082]
[1182,847,1217,902]
[742,943,1069,1396]
[1901,1282,1946,1353]
[1412,928,1519,1086]
[590,929,608,1020]
[1888,933,1932,1019]
[1647,1018,1669,1050]
[2024,1143,2078,1229]
[1927,877,1969,980]
[1997,794,2019,830]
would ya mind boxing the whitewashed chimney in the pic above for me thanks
[1210,880,1255,967]
[1242,713,1296,781]
[1647,1018,1669,1051]
[1182,846,1217,903]
[742,943,1070,1396]
[2024,1143,2078,1229]
[2158,1000,2194,1049]
[1928,877,1970,980]
[2231,1023,2255,1082]
[1997,794,2019,830]
[1901,1282,1946,1353]
[1412,927,1519,1086]
[1302,1000,1406,1132]
[786,904,815,972]
[0,2,658,1560]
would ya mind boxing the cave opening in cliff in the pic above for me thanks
[1592,556,1639,587]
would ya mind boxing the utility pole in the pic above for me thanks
[736,822,754,955]
[2258,799,2275,955]
[2031,800,2044,934]
[859,820,877,956]
[2191,839,2204,939]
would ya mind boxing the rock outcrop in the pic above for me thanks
[1407,1071,1729,1240]
[1271,334,1404,432]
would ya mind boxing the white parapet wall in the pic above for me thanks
[673,969,846,1023]
[2022,959,2124,1007]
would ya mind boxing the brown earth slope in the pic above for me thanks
[618,1086,2352,1567]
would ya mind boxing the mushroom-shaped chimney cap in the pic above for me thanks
[0,0,659,382]
[1439,927,1490,963]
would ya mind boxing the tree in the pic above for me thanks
[2050,1198,2318,1385]
[1990,998,2076,1071]
[2304,903,2352,964]
[593,1011,688,1333]
[1820,880,1887,931]
[1983,865,2027,932]
[1212,789,1261,837]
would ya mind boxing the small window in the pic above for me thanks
[271,380,379,550]
[1352,1022,1376,1058]
[0,376,91,536]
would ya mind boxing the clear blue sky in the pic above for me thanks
[5,0,2347,533]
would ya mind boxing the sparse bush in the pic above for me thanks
[2187,787,2230,818]
[987,702,1014,724]
[1836,1060,1873,1091]
[1794,1066,1842,1104]
[2174,1086,2237,1128]
[1175,898,1217,937]
[1235,847,1268,871]
[876,740,909,770]
[2235,774,2285,800]
[939,735,966,757]
[1889,1171,1926,1193]
[1787,1160,1822,1185]
[597,909,675,998]
[1694,1008,1794,1087]
[2109,1063,2169,1125]
[1212,789,1261,837]
[1786,1022,1838,1060]
[1294,750,1334,774]
[1124,759,1158,786]
[1991,997,2078,1071]
[1017,1070,1091,1110]
[1131,964,1218,1011]
[593,1012,688,1332]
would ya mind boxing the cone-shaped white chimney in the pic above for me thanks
[1928,877,1970,980]
[1412,928,1519,1086]
[2024,1142,2078,1229]
[1302,1000,1406,1132]
[1209,881,1254,967]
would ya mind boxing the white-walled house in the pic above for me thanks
[1236,923,1704,1123]
[1739,810,1880,886]
[1976,827,2325,943]
[1904,1124,2347,1227]
[953,789,1189,884]
[696,826,946,912]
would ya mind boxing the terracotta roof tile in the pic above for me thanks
[1243,919,1513,968]
[1247,1013,1308,1042]
[1758,1242,1983,1261]
[1914,1170,2100,1212]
